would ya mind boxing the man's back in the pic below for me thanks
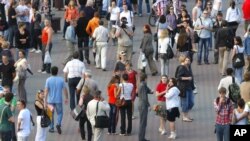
[45,76,65,103]
[0,104,13,132]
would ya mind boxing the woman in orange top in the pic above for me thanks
[107,75,120,135]
[39,19,53,73]
[63,0,79,38]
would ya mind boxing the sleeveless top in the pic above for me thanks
[234,109,247,125]
[42,27,49,45]
[34,100,43,116]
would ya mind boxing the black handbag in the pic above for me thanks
[94,102,109,128]
[232,46,245,68]
[166,44,174,59]
[105,13,110,21]
[41,109,51,128]
[71,105,85,121]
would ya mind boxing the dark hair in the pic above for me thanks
[217,11,223,17]
[219,87,227,94]
[234,36,243,46]
[107,75,120,88]
[144,24,152,34]
[122,73,129,81]
[170,78,177,87]
[230,0,235,9]
[51,66,58,76]
[221,20,227,27]
[18,49,26,57]
[94,90,101,98]
[140,73,147,82]
[99,20,104,25]
[237,98,245,109]
[73,51,79,59]
[18,99,26,108]
[159,15,166,23]
[226,68,234,75]
[4,92,14,102]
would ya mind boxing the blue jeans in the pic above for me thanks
[68,77,81,110]
[215,124,230,141]
[198,38,210,64]
[49,103,63,130]
[0,130,12,141]
[7,25,17,48]
[138,0,150,14]
[234,67,243,85]
[108,104,117,133]
[181,89,194,113]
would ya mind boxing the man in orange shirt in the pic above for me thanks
[86,12,100,61]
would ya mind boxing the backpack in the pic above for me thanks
[228,77,241,103]
[232,46,245,68]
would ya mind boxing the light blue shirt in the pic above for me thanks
[45,76,66,103]
[65,25,77,43]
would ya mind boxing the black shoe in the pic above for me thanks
[102,69,106,71]
[86,59,90,64]
[56,125,62,134]
[152,72,158,76]
[205,62,210,65]
[49,128,54,133]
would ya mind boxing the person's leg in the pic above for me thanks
[218,47,224,74]
[55,103,63,129]
[222,49,230,75]
[101,44,108,70]
[86,118,93,141]
[223,124,230,141]
[120,107,126,134]
[11,122,17,141]
[147,54,158,73]
[83,37,90,63]
[126,46,133,63]
[111,105,117,133]
[197,39,203,64]
[216,124,223,141]
[145,0,150,14]
[79,117,86,140]
[68,78,76,110]
[78,37,84,62]
[204,38,210,63]
[160,58,165,75]
[138,106,148,141]
[49,103,55,131]
[164,59,169,76]
[63,41,75,65]
[95,45,101,68]
[126,101,133,134]
[108,104,113,133]
[63,21,69,38]
[94,128,104,141]
[186,89,194,111]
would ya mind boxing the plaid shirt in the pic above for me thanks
[214,97,234,125]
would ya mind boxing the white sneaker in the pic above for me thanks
[168,132,176,139]
[35,49,42,53]
[30,48,36,53]
[158,128,162,133]
[161,130,167,135]
[42,71,47,74]
[37,70,43,73]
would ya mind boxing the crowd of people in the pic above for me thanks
[0,0,250,141]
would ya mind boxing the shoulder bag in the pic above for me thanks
[115,84,126,107]
[232,46,245,68]
[194,18,203,43]
[37,101,51,128]
[94,102,109,128]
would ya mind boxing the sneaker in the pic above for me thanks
[35,49,42,53]
[41,71,47,74]
[158,128,163,133]
[37,69,44,73]
[161,130,167,135]
[119,133,125,136]
[49,128,54,133]
[132,116,136,120]
[139,14,142,17]
[29,48,36,53]
[56,125,62,134]
[168,132,176,139]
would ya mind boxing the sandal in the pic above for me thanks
[183,117,193,122]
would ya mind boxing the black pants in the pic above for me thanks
[77,37,90,62]
[120,100,132,134]
[33,29,42,50]
[68,77,81,110]
[138,105,148,141]
[63,21,70,37]
[227,21,239,37]
[79,115,92,141]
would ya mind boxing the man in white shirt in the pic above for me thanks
[211,0,222,18]
[217,68,234,97]
[92,20,109,71]
[86,91,110,141]
[63,51,86,110]
[120,4,133,28]
[17,100,34,141]
[15,0,29,24]
[194,10,213,65]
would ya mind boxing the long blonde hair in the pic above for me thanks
[159,29,169,40]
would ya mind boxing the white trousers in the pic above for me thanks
[92,126,104,141]
[35,116,47,141]
[95,43,108,69]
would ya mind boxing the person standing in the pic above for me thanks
[15,23,30,58]
[217,68,234,97]
[63,20,77,65]
[165,78,180,139]
[214,87,234,141]
[7,0,18,49]
[39,19,53,74]
[138,73,153,141]
[194,10,213,65]
[108,0,120,46]
[211,0,222,18]
[0,92,15,141]
[138,0,150,17]
[192,0,202,26]
[44,66,69,134]
[16,100,34,141]
[92,20,109,71]
[86,90,110,141]
[63,51,86,110]
[34,90,48,141]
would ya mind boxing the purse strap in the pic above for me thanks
[95,101,107,116]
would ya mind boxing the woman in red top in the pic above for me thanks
[107,75,120,134]
[125,63,138,119]
[63,0,79,38]
[155,75,168,135]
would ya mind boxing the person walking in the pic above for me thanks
[63,20,78,65]
[92,20,109,71]
[44,66,69,134]
[138,73,153,141]
[34,90,48,141]
[63,51,86,110]
[86,90,110,141]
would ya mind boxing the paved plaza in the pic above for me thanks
[14,0,246,141]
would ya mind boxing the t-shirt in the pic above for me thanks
[234,45,245,53]
[45,76,66,103]
[15,5,29,23]
[120,10,133,27]
[17,108,31,137]
[213,0,222,11]
[76,78,98,96]
[107,84,117,104]
[156,82,167,101]
[109,6,120,21]
[0,97,17,113]
[0,104,13,132]
[0,63,15,86]
[119,82,133,100]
